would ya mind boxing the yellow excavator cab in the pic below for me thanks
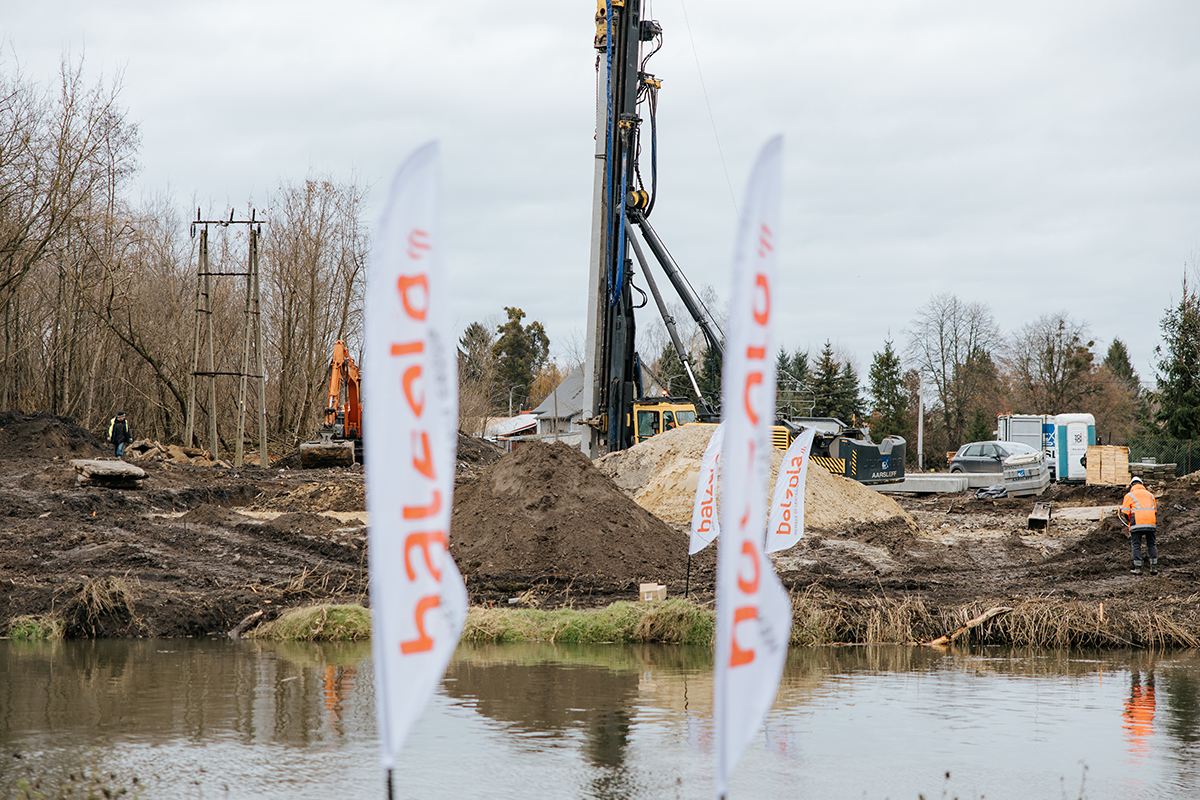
[632,398,699,444]
[630,396,796,450]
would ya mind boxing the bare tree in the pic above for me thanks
[0,56,139,411]
[261,175,368,447]
[1005,311,1097,414]
[458,319,499,433]
[904,292,1001,447]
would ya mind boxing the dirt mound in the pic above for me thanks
[457,432,505,466]
[450,442,687,598]
[180,504,255,527]
[0,411,106,459]
[263,480,365,513]
[596,424,914,533]
[1043,483,1126,506]
[455,432,507,487]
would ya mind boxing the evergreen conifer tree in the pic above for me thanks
[696,342,723,413]
[836,362,863,424]
[1153,277,1200,438]
[868,339,908,442]
[809,342,842,419]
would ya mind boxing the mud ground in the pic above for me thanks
[1,411,1198,638]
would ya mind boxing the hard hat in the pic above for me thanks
[1129,476,1143,486]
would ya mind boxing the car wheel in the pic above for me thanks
[949,466,962,473]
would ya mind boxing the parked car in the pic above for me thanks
[949,441,1042,473]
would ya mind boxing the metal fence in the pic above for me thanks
[1126,437,1200,477]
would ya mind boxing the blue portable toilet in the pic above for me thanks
[1054,413,1095,483]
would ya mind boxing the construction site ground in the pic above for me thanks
[2,412,1198,639]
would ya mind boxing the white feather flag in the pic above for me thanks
[713,136,793,799]
[765,427,816,553]
[363,142,468,775]
[689,422,725,554]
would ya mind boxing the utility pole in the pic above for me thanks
[185,209,268,466]
[917,380,925,471]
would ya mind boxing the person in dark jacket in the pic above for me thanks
[107,412,133,459]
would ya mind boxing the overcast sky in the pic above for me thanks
[8,0,1199,390]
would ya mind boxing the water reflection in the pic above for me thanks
[444,646,647,800]
[0,638,377,798]
[1124,670,1156,760]
[4,641,1200,798]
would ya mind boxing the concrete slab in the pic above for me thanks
[966,473,1004,488]
[69,458,146,488]
[869,474,969,493]
[1054,505,1120,521]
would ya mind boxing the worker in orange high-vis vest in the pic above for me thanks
[1120,476,1158,575]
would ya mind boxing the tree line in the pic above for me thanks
[461,279,1198,468]
[6,57,1199,464]
[0,58,367,454]
[645,286,1200,468]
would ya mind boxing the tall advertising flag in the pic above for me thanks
[713,136,792,800]
[689,422,725,555]
[765,427,816,553]
[363,142,468,782]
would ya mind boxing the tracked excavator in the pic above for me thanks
[299,340,362,468]
[581,1,904,484]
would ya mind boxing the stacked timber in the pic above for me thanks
[1086,445,1130,486]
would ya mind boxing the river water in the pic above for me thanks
[2,639,1198,799]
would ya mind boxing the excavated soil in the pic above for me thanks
[2,411,1200,638]
[450,442,695,604]
[596,424,915,532]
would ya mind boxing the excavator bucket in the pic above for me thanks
[299,429,356,468]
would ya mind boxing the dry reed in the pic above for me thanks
[790,588,1200,649]
[61,575,140,637]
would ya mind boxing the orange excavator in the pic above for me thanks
[299,340,362,468]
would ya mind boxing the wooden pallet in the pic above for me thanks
[1086,445,1130,486]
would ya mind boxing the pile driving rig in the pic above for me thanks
[582,0,723,456]
[579,1,905,484]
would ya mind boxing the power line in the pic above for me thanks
[678,0,737,217]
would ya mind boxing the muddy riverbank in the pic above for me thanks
[2,411,1198,643]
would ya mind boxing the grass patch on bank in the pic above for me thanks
[251,604,371,641]
[5,615,64,640]
[242,594,1200,649]
[463,599,715,645]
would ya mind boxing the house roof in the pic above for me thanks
[531,366,586,420]
[480,414,537,438]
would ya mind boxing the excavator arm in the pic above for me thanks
[300,340,362,467]
[322,340,362,438]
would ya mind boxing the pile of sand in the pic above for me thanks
[596,424,913,533]
[450,442,687,589]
